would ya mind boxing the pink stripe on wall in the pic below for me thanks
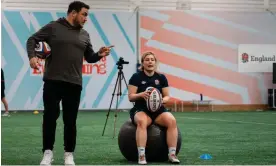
[162,11,273,44]
[141,37,263,104]
[140,10,275,104]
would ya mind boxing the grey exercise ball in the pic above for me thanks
[118,119,182,162]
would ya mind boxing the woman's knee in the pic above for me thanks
[164,115,177,128]
[134,112,151,128]
[156,112,177,128]
[169,116,177,128]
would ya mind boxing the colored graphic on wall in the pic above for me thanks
[140,10,276,104]
[1,11,137,110]
[2,9,276,111]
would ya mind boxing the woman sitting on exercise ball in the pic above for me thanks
[128,51,180,165]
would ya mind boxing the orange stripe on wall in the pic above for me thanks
[148,25,237,64]
[141,37,252,87]
[162,11,272,44]
[167,97,183,104]
[141,16,165,33]
[196,11,276,37]
[140,37,263,104]
[165,74,243,104]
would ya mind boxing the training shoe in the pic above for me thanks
[138,154,147,165]
[64,152,75,166]
[40,150,53,166]
[2,112,10,117]
[168,154,180,164]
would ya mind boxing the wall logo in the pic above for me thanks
[30,57,107,76]
[241,53,249,63]
[238,44,276,72]
[82,56,107,76]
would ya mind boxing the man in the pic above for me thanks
[1,68,9,117]
[26,1,113,165]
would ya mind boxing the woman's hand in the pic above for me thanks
[162,97,169,104]
[138,90,151,100]
[128,85,151,102]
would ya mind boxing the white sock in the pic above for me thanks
[138,147,145,156]
[169,147,176,155]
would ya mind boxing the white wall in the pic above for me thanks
[2,0,276,12]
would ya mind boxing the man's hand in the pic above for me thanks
[98,45,114,57]
[29,57,40,70]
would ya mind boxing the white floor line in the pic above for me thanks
[179,117,276,126]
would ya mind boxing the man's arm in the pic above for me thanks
[84,36,102,63]
[26,21,54,60]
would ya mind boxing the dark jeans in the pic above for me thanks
[42,80,82,153]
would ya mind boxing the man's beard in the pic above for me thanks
[73,19,82,29]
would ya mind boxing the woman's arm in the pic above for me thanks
[128,85,150,102]
[128,85,140,102]
[162,87,170,104]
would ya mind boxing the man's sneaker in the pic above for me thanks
[2,112,10,117]
[40,150,53,166]
[138,154,147,165]
[64,152,75,166]
[168,154,180,164]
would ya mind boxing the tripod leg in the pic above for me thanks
[102,72,120,136]
[121,72,129,91]
[113,72,122,138]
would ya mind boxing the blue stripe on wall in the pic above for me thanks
[112,14,135,53]
[33,12,53,26]
[1,23,23,91]
[90,13,119,108]
[56,12,67,19]
[112,14,136,108]
[4,11,35,106]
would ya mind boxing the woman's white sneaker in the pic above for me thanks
[168,154,180,164]
[138,154,147,165]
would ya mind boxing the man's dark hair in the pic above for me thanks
[67,1,90,14]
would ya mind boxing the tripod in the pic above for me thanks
[102,62,129,138]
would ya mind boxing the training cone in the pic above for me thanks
[200,154,212,160]
[33,110,39,114]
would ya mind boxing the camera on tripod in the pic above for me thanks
[116,57,129,66]
[103,56,130,137]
